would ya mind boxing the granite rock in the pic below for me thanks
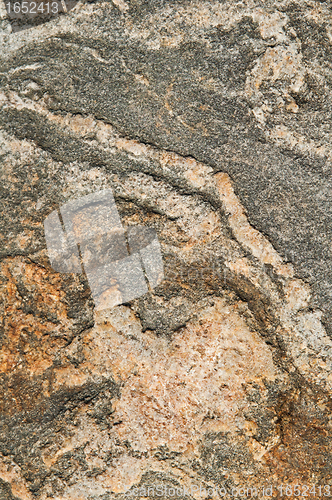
[0,1,332,498]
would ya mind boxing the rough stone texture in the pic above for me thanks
[0,1,332,498]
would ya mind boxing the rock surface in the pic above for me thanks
[0,0,332,498]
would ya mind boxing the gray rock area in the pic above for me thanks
[0,0,332,498]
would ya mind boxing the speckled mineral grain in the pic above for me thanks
[0,0,332,499]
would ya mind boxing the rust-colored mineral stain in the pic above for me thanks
[0,257,70,384]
